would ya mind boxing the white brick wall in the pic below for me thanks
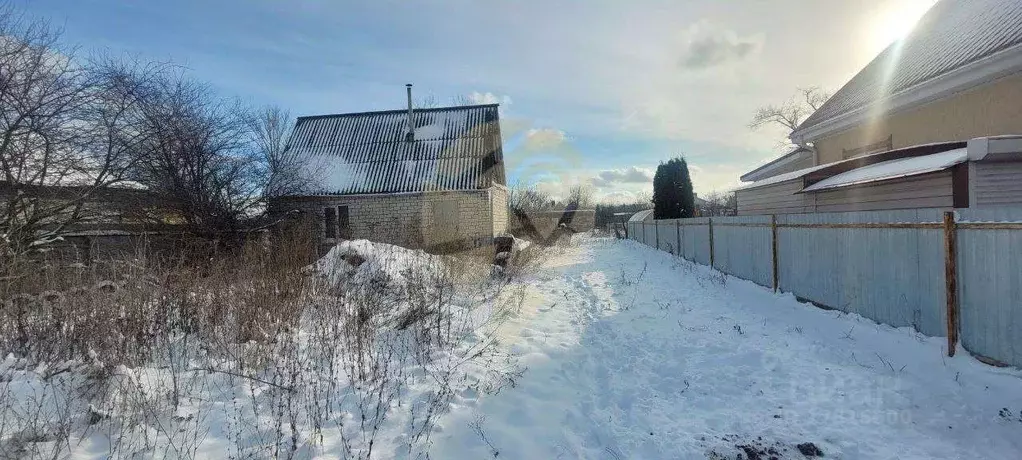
[275,188,505,252]
[491,184,509,236]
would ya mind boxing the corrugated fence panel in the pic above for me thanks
[656,219,679,255]
[680,218,712,265]
[776,209,947,337]
[643,222,656,248]
[957,208,1022,367]
[712,215,774,287]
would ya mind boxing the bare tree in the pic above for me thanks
[250,106,313,199]
[701,191,737,216]
[749,87,830,145]
[130,74,261,236]
[507,181,552,213]
[414,94,439,109]
[566,184,595,210]
[0,8,155,257]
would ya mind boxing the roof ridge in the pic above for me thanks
[793,0,1022,139]
[297,103,500,121]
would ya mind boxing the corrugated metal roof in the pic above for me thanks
[799,0,1022,132]
[288,104,504,195]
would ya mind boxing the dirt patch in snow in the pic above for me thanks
[706,434,824,459]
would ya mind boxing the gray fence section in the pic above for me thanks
[713,215,774,287]
[656,220,676,254]
[680,218,712,265]
[625,208,1022,368]
[957,208,1022,367]
[776,209,948,337]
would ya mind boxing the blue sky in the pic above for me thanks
[20,0,935,202]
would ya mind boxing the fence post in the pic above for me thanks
[643,221,648,246]
[676,220,681,259]
[655,220,660,251]
[771,214,779,293]
[943,211,959,357]
[708,217,715,268]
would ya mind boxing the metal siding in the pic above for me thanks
[957,208,1022,367]
[737,180,810,215]
[711,216,774,287]
[288,105,503,194]
[811,171,954,213]
[776,209,947,337]
[973,161,1022,206]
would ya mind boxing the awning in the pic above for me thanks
[801,148,967,193]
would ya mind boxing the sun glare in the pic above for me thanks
[869,0,937,53]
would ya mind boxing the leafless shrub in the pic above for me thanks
[0,219,527,458]
[708,269,727,287]
[508,181,553,214]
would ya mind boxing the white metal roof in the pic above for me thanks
[628,209,654,222]
[801,148,968,193]
[734,162,832,191]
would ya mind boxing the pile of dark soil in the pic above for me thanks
[706,434,824,459]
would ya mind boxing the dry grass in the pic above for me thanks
[0,221,538,459]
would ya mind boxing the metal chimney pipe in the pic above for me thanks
[405,84,414,141]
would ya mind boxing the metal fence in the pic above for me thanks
[627,208,1022,368]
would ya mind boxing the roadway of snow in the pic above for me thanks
[429,237,1022,459]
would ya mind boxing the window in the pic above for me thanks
[337,205,351,239]
[324,207,336,238]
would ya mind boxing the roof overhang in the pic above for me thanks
[735,141,965,192]
[791,44,1022,144]
[740,147,814,182]
[800,147,967,193]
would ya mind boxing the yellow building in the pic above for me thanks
[738,0,1022,215]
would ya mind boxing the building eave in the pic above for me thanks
[740,148,813,182]
[791,43,1022,144]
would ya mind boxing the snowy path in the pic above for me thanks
[430,237,1022,459]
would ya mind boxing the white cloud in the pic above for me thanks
[467,91,513,106]
[522,128,567,150]
[590,166,654,188]
[678,21,761,70]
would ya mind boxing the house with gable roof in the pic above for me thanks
[272,85,509,253]
[737,0,1022,215]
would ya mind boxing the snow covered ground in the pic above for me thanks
[428,236,1022,459]
[4,236,1021,459]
